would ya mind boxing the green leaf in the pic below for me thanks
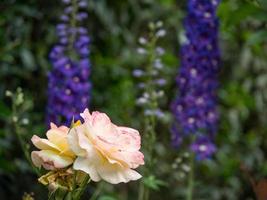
[0,101,11,119]
[98,195,118,200]
[218,2,260,26]
[143,175,167,191]
[0,156,16,172]
[257,0,267,9]
[247,30,267,45]
[159,0,176,7]
[20,48,35,70]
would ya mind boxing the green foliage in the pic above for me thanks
[143,175,167,191]
[98,196,117,200]
[0,0,267,199]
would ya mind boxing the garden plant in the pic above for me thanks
[1,0,267,200]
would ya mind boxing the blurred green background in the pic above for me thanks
[1,0,267,199]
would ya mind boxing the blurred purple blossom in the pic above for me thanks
[133,69,144,77]
[139,37,147,45]
[171,0,220,159]
[156,29,166,38]
[134,22,168,120]
[137,47,147,55]
[155,78,167,86]
[156,47,165,56]
[46,0,91,126]
[191,137,217,160]
[154,59,163,69]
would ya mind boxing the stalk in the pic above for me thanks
[69,0,78,50]
[11,92,41,176]
[72,175,90,200]
[186,152,195,200]
[138,26,159,200]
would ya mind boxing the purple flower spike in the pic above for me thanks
[133,69,144,77]
[191,136,216,160]
[46,0,91,126]
[171,0,220,159]
[78,1,88,8]
[60,15,69,22]
[155,78,166,86]
[76,12,88,21]
[62,0,70,4]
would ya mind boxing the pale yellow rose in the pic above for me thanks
[31,123,75,170]
[68,109,145,184]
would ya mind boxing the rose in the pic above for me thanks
[31,123,75,170]
[68,109,145,184]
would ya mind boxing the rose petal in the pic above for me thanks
[31,150,73,170]
[50,122,69,133]
[116,127,141,151]
[73,157,101,182]
[91,111,111,126]
[80,108,92,123]
[98,163,142,184]
[46,130,69,150]
[84,124,127,167]
[113,151,144,169]
[31,135,60,152]
[68,126,88,157]
[94,126,144,168]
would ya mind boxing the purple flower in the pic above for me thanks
[191,136,216,160]
[78,1,87,8]
[76,12,88,21]
[134,22,168,120]
[133,69,144,77]
[171,0,220,159]
[155,78,167,86]
[62,0,71,4]
[46,0,91,126]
